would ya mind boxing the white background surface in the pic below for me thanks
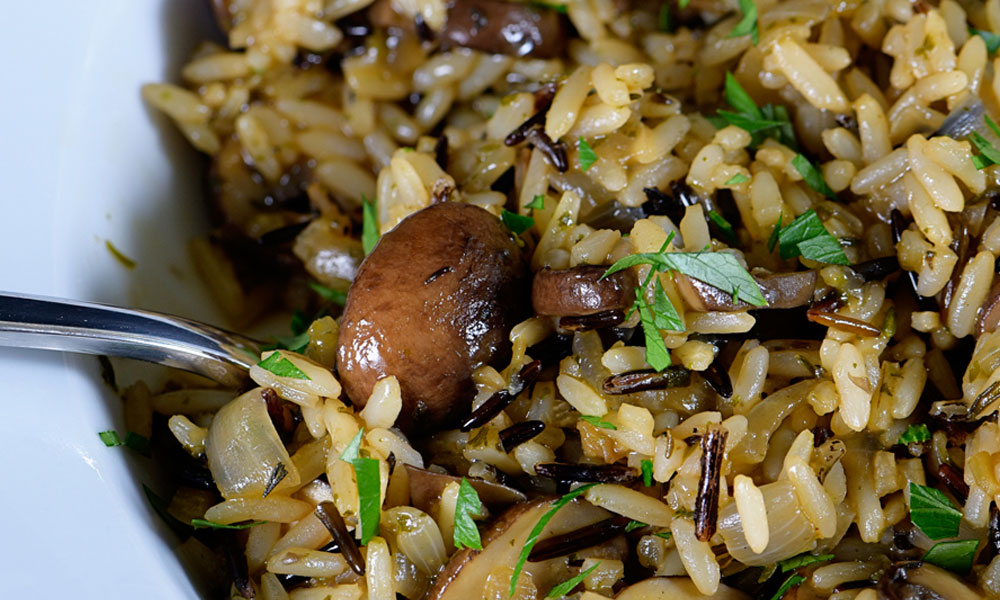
[0,1,226,596]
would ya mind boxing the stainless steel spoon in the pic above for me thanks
[0,292,260,387]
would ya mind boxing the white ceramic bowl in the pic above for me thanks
[0,1,226,596]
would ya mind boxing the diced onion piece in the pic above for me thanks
[205,388,300,500]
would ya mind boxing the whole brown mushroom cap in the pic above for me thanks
[336,202,529,433]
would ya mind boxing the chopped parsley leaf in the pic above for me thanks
[578,137,598,171]
[625,520,647,532]
[727,0,759,44]
[256,351,311,380]
[580,415,617,430]
[501,209,535,236]
[768,574,806,600]
[353,457,381,545]
[791,154,837,200]
[361,195,379,255]
[545,562,601,598]
[99,430,123,447]
[641,459,654,486]
[454,478,484,550]
[778,552,834,572]
[526,195,545,210]
[909,482,962,540]
[724,173,750,186]
[923,539,979,574]
[707,209,739,245]
[775,210,849,265]
[898,423,931,445]
[308,281,347,307]
[970,27,1000,54]
[340,428,365,462]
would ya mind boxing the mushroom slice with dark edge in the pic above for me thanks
[336,202,529,433]
[532,265,637,317]
[877,561,983,600]
[615,577,748,600]
[425,498,610,600]
[404,465,526,515]
[367,0,567,59]
[675,270,816,312]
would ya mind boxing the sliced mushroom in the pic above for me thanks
[532,265,637,317]
[368,0,567,59]
[877,561,983,600]
[404,464,526,514]
[675,270,817,312]
[615,577,749,600]
[336,202,530,433]
[426,498,610,600]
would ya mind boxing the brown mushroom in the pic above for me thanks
[532,265,637,317]
[877,561,983,600]
[404,465,526,514]
[336,202,529,433]
[675,270,817,312]
[368,0,567,58]
[426,498,611,600]
[615,577,749,600]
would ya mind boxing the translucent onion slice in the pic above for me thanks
[205,388,300,500]
[717,480,816,565]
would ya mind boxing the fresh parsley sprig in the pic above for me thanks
[501,209,535,236]
[770,210,848,265]
[923,539,979,574]
[791,154,837,199]
[579,415,617,430]
[641,459,654,486]
[970,115,1000,169]
[353,457,381,545]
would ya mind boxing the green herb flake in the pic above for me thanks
[791,154,837,200]
[580,415,617,430]
[909,482,962,540]
[653,531,673,540]
[529,1,568,13]
[340,428,365,462]
[767,215,782,252]
[923,539,979,574]
[971,27,1000,54]
[501,209,535,236]
[778,553,835,573]
[105,240,136,269]
[308,281,347,307]
[652,278,684,330]
[125,431,151,456]
[191,519,267,530]
[625,520,647,533]
[775,210,849,265]
[641,459,654,487]
[99,430,123,447]
[275,332,310,354]
[637,295,672,371]
[526,195,545,210]
[970,129,1000,170]
[658,2,673,33]
[707,210,739,245]
[546,562,601,598]
[353,457,382,545]
[608,252,767,307]
[727,0,759,44]
[724,173,750,186]
[679,0,690,7]
[362,195,380,255]
[898,423,931,445]
[724,72,761,119]
[769,574,806,600]
[256,352,311,380]
[510,483,598,596]
[454,478,484,551]
[578,137,598,172]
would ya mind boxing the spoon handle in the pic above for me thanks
[0,292,259,387]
